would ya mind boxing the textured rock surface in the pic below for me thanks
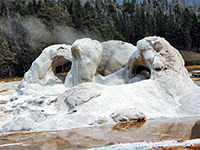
[111,108,145,122]
[18,44,72,95]
[94,37,197,88]
[97,40,136,76]
[65,38,103,88]
[56,83,102,112]
[2,36,200,132]
[17,39,135,92]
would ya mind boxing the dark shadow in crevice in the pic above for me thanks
[52,56,72,83]
[136,66,150,75]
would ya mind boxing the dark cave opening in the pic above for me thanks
[136,65,151,79]
[51,56,72,83]
[56,62,72,74]
[136,66,150,74]
[55,62,72,83]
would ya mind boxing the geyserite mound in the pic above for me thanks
[3,36,200,132]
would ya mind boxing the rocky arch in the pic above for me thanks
[18,44,72,95]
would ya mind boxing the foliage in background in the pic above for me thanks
[0,0,200,78]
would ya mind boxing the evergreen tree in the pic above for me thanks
[83,1,95,30]
[191,13,199,51]
[72,0,84,29]
[181,8,192,51]
[0,0,200,79]
[0,39,16,78]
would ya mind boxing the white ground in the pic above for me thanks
[90,139,200,150]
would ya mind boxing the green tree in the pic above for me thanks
[0,39,16,78]
[181,8,192,51]
[38,0,73,30]
[83,1,95,30]
[191,13,199,51]
[154,8,168,37]
[72,0,84,29]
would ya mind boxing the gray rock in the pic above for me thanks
[2,117,34,132]
[56,83,102,112]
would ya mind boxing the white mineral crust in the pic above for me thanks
[18,44,72,95]
[2,37,200,132]
[97,40,137,76]
[65,38,103,88]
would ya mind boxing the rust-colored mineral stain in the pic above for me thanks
[71,46,81,59]
[0,90,8,93]
[0,77,23,82]
[41,136,72,148]
[112,120,146,131]
[0,117,199,150]
[152,144,200,150]
[3,110,12,113]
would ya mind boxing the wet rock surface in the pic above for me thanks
[0,117,199,150]
[191,120,200,139]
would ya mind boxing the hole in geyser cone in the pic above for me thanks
[52,56,72,83]
[55,62,72,83]
[136,66,150,74]
[130,65,151,82]
[136,65,151,79]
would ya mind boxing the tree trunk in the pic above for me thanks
[9,70,12,77]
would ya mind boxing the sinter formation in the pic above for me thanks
[2,36,200,132]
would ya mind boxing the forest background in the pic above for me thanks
[0,0,200,79]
